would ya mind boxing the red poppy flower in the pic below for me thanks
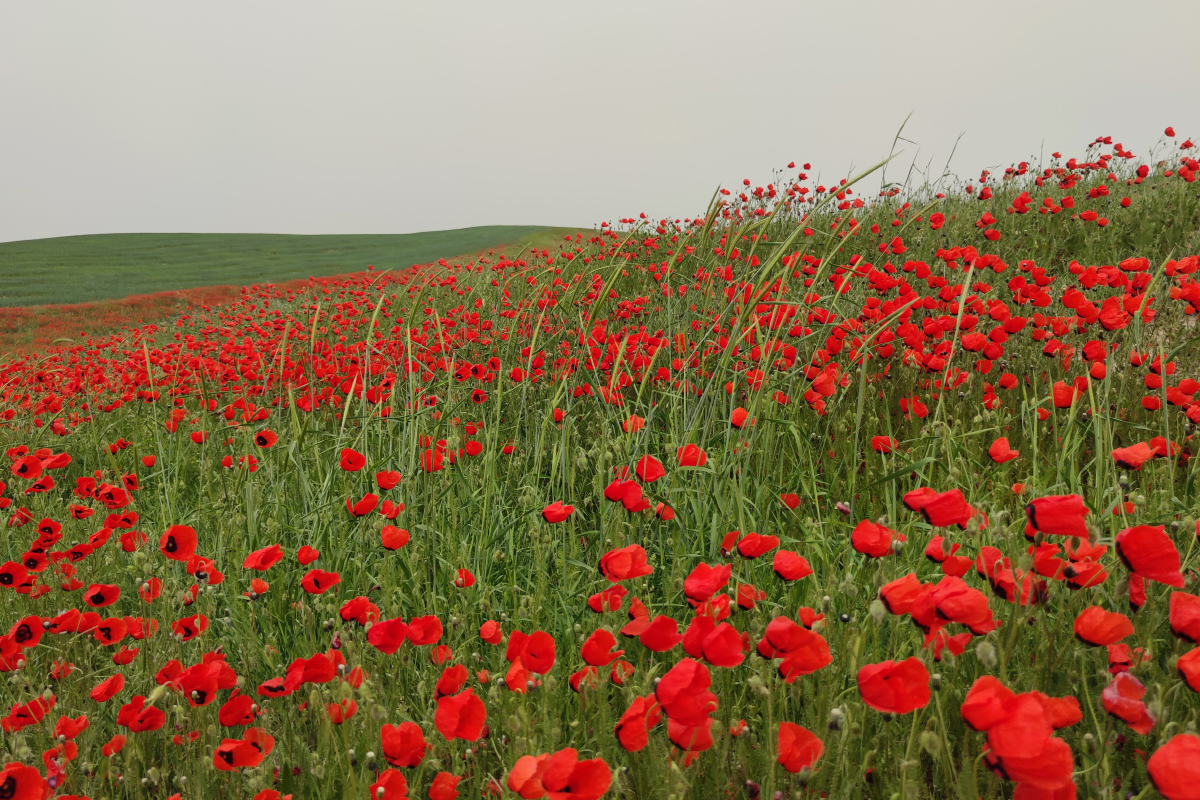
[761,618,832,682]
[297,545,319,565]
[90,673,126,702]
[117,695,167,732]
[655,659,717,727]
[381,721,429,766]
[988,437,1020,464]
[683,563,731,603]
[777,722,824,773]
[479,620,503,645]
[371,525,408,551]
[851,520,897,557]
[301,569,341,595]
[83,584,120,608]
[218,693,257,727]
[1149,734,1200,800]
[369,769,408,800]
[1115,525,1184,587]
[101,734,126,757]
[580,629,624,666]
[542,501,574,523]
[254,430,277,448]
[917,489,975,528]
[508,748,610,800]
[588,585,627,613]
[171,614,208,642]
[730,407,754,428]
[0,763,48,800]
[780,492,801,510]
[346,493,379,517]
[159,525,197,562]
[772,550,813,581]
[434,688,486,741]
[339,448,366,471]
[11,456,43,481]
[243,544,283,571]
[638,616,683,652]
[1112,442,1155,470]
[407,615,443,646]
[1024,494,1089,539]
[8,617,42,649]
[599,544,653,582]
[735,533,779,558]
[367,618,409,654]
[870,436,897,453]
[857,658,931,714]
[635,455,666,483]
[1101,672,1156,734]
[436,664,469,699]
[506,630,555,673]
[139,577,162,603]
[428,772,461,800]
[454,568,476,588]
[1170,592,1200,642]
[614,694,662,752]
[1176,647,1200,692]
[375,470,401,490]
[700,622,746,668]
[676,444,707,467]
[1073,605,1134,646]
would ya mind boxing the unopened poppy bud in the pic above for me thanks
[365,751,375,763]
[919,730,942,758]
[828,707,844,730]
[976,640,998,669]
[869,599,886,625]
[929,673,942,691]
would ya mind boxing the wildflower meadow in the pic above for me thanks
[2,128,1200,800]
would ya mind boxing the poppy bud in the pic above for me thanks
[919,730,942,759]
[975,640,998,668]
[828,707,844,730]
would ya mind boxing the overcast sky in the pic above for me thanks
[2,1,1198,243]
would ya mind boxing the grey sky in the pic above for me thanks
[2,1,1198,243]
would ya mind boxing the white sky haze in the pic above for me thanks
[2,1,1198,242]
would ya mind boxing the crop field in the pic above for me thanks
[0,228,576,355]
[1,129,1200,800]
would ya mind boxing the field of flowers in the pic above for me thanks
[2,127,1200,800]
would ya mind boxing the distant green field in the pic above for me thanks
[0,227,557,307]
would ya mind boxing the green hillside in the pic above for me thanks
[0,226,556,307]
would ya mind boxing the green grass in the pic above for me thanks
[0,227,564,307]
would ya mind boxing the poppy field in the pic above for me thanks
[2,128,1200,800]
